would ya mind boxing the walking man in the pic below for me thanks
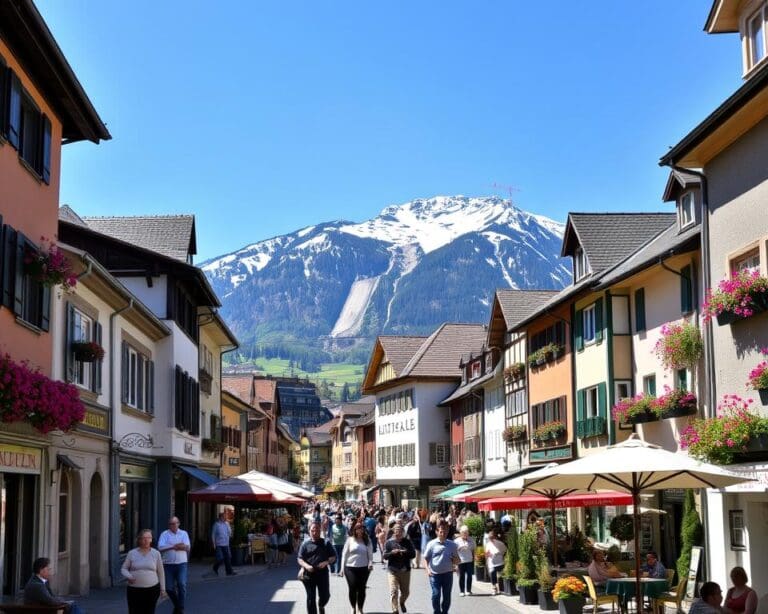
[330,513,348,575]
[158,516,190,614]
[424,520,459,614]
[211,512,237,576]
[298,521,336,614]
[383,523,416,614]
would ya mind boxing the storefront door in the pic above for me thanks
[1,473,37,596]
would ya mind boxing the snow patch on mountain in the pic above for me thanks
[330,276,381,338]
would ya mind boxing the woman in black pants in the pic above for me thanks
[341,522,374,614]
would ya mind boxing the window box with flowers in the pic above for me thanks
[652,387,698,419]
[528,344,564,370]
[654,321,703,371]
[703,270,768,326]
[748,349,768,405]
[23,238,77,291]
[505,362,526,383]
[612,394,658,424]
[503,424,527,443]
[680,395,768,465]
[202,438,227,453]
[533,421,566,443]
[71,341,105,363]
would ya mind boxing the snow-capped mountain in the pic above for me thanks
[202,196,571,355]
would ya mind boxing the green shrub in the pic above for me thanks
[464,514,485,543]
[676,489,703,582]
[501,519,518,580]
[516,525,539,586]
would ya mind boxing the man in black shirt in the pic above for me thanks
[298,521,337,614]
[383,523,416,614]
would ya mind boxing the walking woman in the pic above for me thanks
[454,525,476,596]
[485,528,507,596]
[341,523,374,614]
[376,514,388,564]
[121,529,166,614]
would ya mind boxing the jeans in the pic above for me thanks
[331,544,344,573]
[429,572,453,614]
[344,566,371,610]
[458,561,474,593]
[388,569,411,612]
[303,569,330,614]
[213,545,234,575]
[164,562,188,611]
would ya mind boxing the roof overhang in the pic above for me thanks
[660,61,768,169]
[704,0,740,33]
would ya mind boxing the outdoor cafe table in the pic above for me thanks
[606,577,668,612]
[551,567,589,578]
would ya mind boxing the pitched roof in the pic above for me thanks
[561,213,676,273]
[79,215,196,263]
[221,375,254,405]
[378,336,429,376]
[401,323,488,378]
[58,205,88,227]
[662,170,701,202]
[495,289,560,330]
[253,378,277,406]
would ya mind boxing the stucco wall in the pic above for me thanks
[483,380,506,478]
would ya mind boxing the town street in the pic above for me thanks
[74,557,534,613]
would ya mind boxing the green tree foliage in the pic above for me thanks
[501,518,518,580]
[463,515,485,543]
[676,489,703,582]
[517,525,540,586]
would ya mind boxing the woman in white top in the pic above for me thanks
[341,523,374,614]
[121,529,166,614]
[485,528,508,596]
[454,525,476,597]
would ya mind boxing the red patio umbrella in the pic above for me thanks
[477,491,633,511]
[188,477,306,504]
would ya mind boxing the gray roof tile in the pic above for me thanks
[379,336,429,376]
[402,323,488,378]
[495,289,560,329]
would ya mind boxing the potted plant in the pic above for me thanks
[675,490,703,585]
[748,350,768,405]
[536,550,558,610]
[505,362,526,382]
[611,394,658,424]
[703,269,768,326]
[654,320,703,371]
[552,575,587,614]
[608,514,635,543]
[544,342,564,362]
[516,525,540,604]
[528,348,547,368]
[23,238,78,291]
[503,424,527,444]
[71,340,105,362]
[474,545,487,582]
[501,519,519,595]
[232,516,251,565]
[651,387,698,419]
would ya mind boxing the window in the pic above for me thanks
[747,4,767,69]
[615,381,632,402]
[1,229,51,331]
[175,366,199,434]
[643,375,656,396]
[676,369,689,392]
[505,388,527,418]
[585,386,599,418]
[65,304,102,393]
[681,265,694,314]
[530,321,566,353]
[577,383,607,422]
[470,361,481,379]
[429,443,449,465]
[58,473,69,554]
[485,352,493,373]
[121,341,154,413]
[167,281,198,342]
[532,396,565,428]
[731,248,760,275]
[729,510,746,550]
[2,67,52,183]
[574,247,590,280]
[344,452,352,465]
[583,305,596,344]
[680,192,695,228]
[635,288,646,333]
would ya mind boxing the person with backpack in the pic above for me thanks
[405,513,423,569]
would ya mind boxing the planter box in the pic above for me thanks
[734,433,768,463]
[759,389,768,406]
[661,404,698,419]
[629,411,659,425]
[518,584,539,605]
[502,577,517,595]
[716,298,768,326]
[558,597,586,614]
[539,589,558,610]
[475,565,488,582]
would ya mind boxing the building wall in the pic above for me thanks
[119,276,168,317]
[448,401,464,483]
[483,378,506,478]
[221,400,243,478]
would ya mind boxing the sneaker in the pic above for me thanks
[467,590,472,596]
[460,592,466,597]
[400,603,407,613]
[492,589,498,595]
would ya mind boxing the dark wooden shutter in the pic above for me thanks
[121,341,129,404]
[1,225,14,309]
[13,232,25,316]
[0,216,4,296]
[137,354,145,410]
[174,366,183,429]
[7,71,21,149]
[558,396,566,423]
[680,265,693,314]
[193,379,200,435]
[594,298,604,343]
[147,360,155,414]
[40,114,51,184]
[635,288,646,332]
[64,302,75,382]
[598,382,607,418]
[0,61,7,135]
[429,442,437,465]
[574,309,584,351]
[39,284,50,331]
[93,321,103,393]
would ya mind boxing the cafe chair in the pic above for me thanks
[585,576,621,614]
[665,569,675,586]
[250,537,267,564]
[651,578,687,614]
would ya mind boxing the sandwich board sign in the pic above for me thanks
[685,546,702,599]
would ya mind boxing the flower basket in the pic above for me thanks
[760,389,768,406]
[202,438,227,453]
[704,270,768,326]
[505,362,526,382]
[23,239,77,291]
[654,321,703,370]
[539,589,559,610]
[552,575,587,614]
[748,352,768,403]
[612,394,657,424]
[652,387,698,420]
[517,582,539,604]
[71,341,105,363]
[534,421,566,443]
[503,424,527,443]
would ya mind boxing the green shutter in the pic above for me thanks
[65,303,76,383]
[635,288,646,332]
[595,299,604,343]
[574,309,584,351]
[598,382,607,418]
[576,388,586,422]
[92,321,102,393]
[681,265,693,314]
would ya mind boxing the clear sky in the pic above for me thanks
[37,1,738,262]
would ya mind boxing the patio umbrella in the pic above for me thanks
[521,433,753,611]
[188,476,307,504]
[477,491,633,511]
[232,469,315,499]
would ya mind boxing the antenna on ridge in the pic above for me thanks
[490,182,520,200]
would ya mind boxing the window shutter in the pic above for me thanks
[597,382,607,418]
[0,216,3,296]
[635,288,646,332]
[13,233,25,317]
[2,226,15,309]
[147,361,155,414]
[0,62,6,134]
[40,284,50,331]
[137,354,145,410]
[7,71,21,149]
[429,442,437,465]
[64,302,75,382]
[680,265,693,314]
[121,341,129,403]
[574,309,584,351]
[175,367,184,430]
[192,379,200,436]
[93,321,102,393]
[559,396,567,423]
[40,114,51,184]
[577,388,586,422]
[595,299,604,343]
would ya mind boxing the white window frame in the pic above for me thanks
[731,247,761,275]
[72,308,93,390]
[643,374,656,396]
[471,361,481,379]
[125,345,151,411]
[615,380,632,402]
[746,3,767,70]
[574,247,590,280]
[583,304,596,344]
[679,192,695,228]
[585,385,599,418]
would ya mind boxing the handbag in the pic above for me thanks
[298,567,308,582]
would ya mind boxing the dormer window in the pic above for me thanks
[679,192,695,228]
[574,247,590,280]
[745,2,767,72]
[484,353,493,373]
[470,361,481,379]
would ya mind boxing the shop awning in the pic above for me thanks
[57,454,82,470]
[175,464,219,486]
[434,484,471,500]
[360,485,378,498]
[477,491,634,512]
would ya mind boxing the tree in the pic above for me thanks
[340,382,350,402]
[676,489,703,582]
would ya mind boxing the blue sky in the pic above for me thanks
[38,1,738,261]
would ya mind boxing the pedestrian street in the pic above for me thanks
[73,556,534,613]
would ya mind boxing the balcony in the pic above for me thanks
[576,416,606,439]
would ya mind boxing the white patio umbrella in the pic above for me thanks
[233,469,315,499]
[521,434,753,610]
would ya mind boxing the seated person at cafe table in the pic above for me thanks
[588,548,624,587]
[640,551,666,579]
[689,581,725,614]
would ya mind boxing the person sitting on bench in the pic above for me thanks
[24,557,83,613]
